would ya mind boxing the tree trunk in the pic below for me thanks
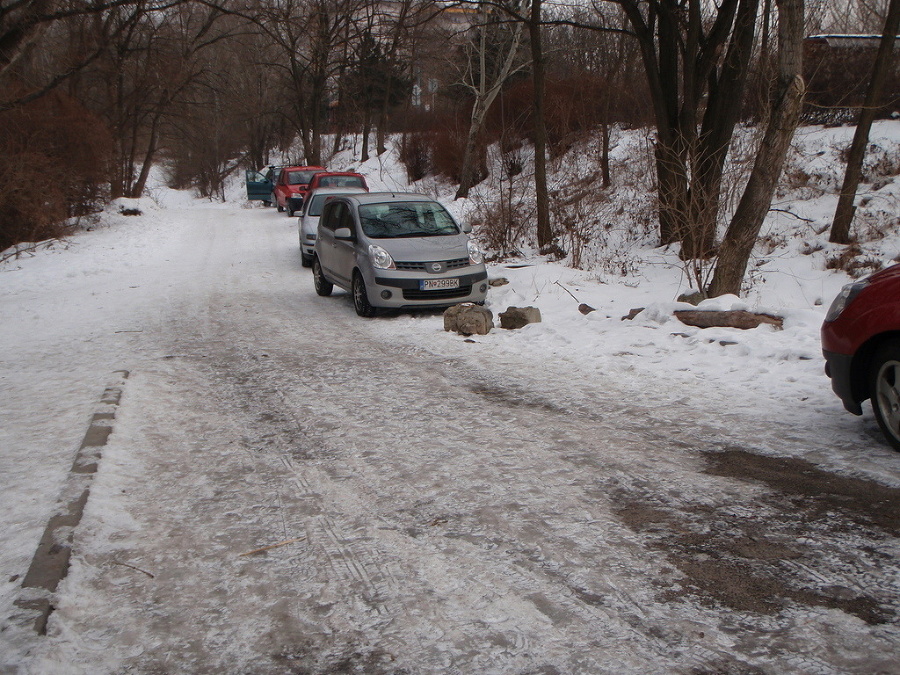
[528,0,552,250]
[683,0,760,260]
[129,113,161,198]
[600,123,611,188]
[456,104,485,199]
[361,104,371,162]
[655,140,688,245]
[709,0,805,297]
[829,0,900,244]
[377,77,392,156]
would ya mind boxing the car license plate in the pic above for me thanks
[421,278,460,291]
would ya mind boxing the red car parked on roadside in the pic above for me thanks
[305,171,368,193]
[822,262,900,450]
[274,166,326,216]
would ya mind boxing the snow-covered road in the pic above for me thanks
[2,198,899,673]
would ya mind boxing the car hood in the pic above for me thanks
[375,234,471,262]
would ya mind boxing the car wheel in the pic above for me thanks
[301,251,313,268]
[870,340,900,452]
[287,204,294,217]
[313,257,332,297]
[277,199,284,213]
[352,271,377,318]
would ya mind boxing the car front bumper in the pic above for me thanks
[370,270,489,308]
[823,348,863,415]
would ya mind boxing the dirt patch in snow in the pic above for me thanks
[613,448,900,625]
[705,448,900,533]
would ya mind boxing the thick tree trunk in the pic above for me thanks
[709,0,805,297]
[528,0,552,250]
[683,0,760,260]
[829,0,900,244]
[655,141,688,246]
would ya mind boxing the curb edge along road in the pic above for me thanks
[14,371,130,635]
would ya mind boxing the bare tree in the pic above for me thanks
[0,0,186,110]
[709,0,806,296]
[248,0,360,165]
[603,0,761,261]
[454,0,527,199]
[829,0,900,244]
[527,0,553,250]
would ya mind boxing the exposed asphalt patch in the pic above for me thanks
[14,371,129,634]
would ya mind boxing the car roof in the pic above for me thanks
[313,171,365,178]
[307,186,368,196]
[283,165,326,172]
[341,192,437,205]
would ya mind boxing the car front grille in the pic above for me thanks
[402,285,473,301]
[395,258,470,271]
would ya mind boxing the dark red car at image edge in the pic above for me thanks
[822,262,900,451]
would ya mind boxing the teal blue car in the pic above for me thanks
[245,166,282,205]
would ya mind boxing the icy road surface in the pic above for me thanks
[2,200,899,674]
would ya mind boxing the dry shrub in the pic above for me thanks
[399,132,433,183]
[468,188,534,257]
[825,243,884,278]
[0,82,112,251]
[430,119,466,182]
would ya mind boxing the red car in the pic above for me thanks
[822,263,900,450]
[274,166,326,216]
[306,171,368,193]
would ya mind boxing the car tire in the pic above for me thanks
[301,252,313,268]
[352,271,377,318]
[313,257,332,296]
[277,199,284,213]
[287,204,294,217]
[870,339,900,452]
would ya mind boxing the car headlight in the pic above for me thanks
[369,244,395,270]
[467,239,484,265]
[825,279,869,322]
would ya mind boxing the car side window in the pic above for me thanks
[339,204,355,232]
[322,202,345,231]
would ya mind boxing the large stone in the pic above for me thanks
[443,303,493,335]
[499,306,542,330]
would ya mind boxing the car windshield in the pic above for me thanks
[288,170,319,185]
[359,202,459,238]
[318,175,364,188]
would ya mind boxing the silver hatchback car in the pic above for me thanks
[313,193,488,317]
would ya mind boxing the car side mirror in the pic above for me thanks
[334,227,354,241]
